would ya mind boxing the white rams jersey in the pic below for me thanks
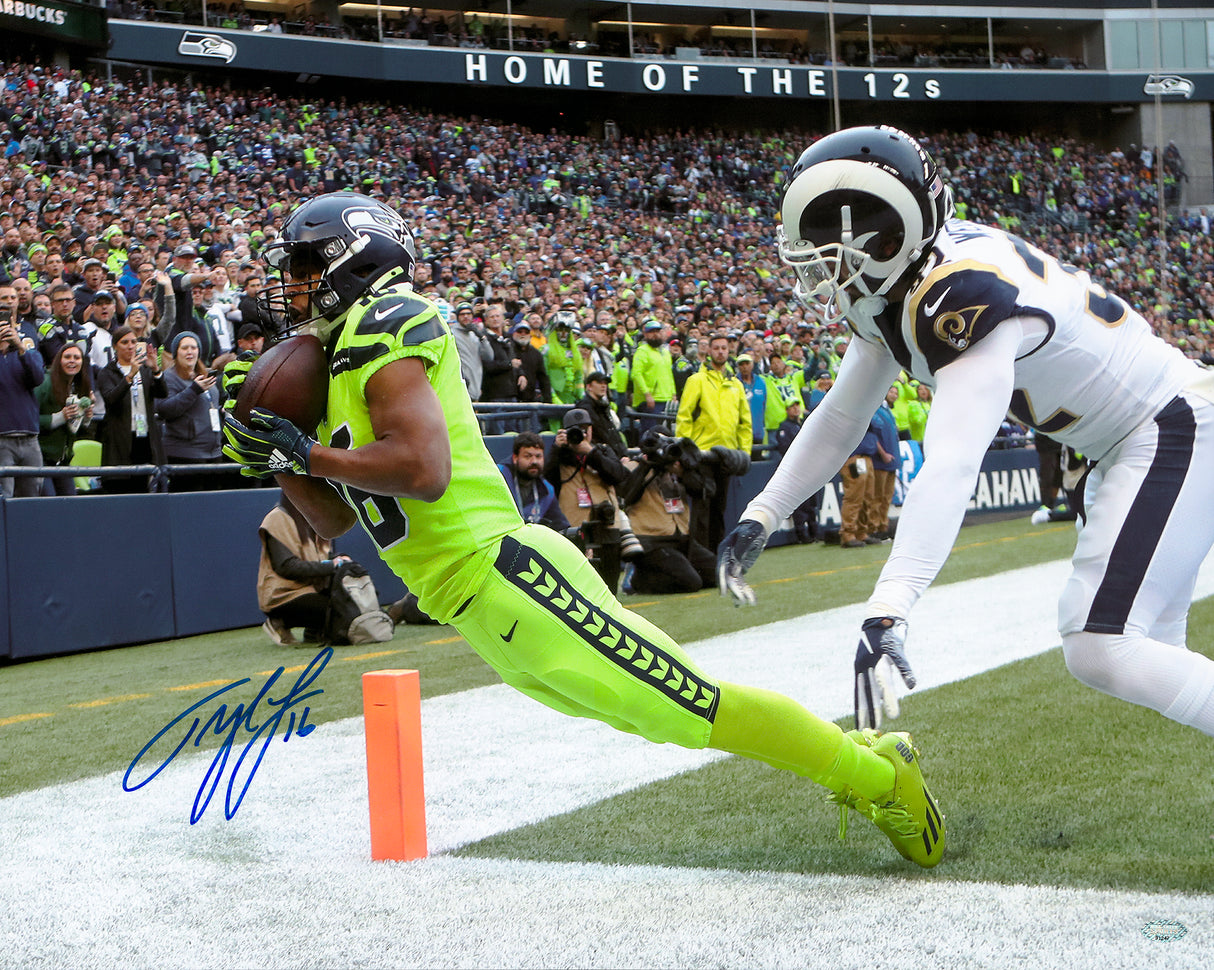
[847,219,1196,459]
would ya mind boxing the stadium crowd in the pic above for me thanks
[0,59,1209,544]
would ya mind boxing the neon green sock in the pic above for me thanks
[708,681,895,801]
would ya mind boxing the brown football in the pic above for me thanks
[233,334,329,433]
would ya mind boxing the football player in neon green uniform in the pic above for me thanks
[222,193,944,867]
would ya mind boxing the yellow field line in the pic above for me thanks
[67,693,153,709]
[340,649,408,661]
[426,635,464,644]
[0,712,55,726]
[166,679,233,692]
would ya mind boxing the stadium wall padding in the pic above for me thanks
[0,447,1039,658]
[0,499,9,659]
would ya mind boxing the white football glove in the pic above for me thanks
[716,519,767,607]
[854,616,916,730]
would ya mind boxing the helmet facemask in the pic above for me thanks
[256,193,418,343]
[778,149,952,325]
[260,233,384,339]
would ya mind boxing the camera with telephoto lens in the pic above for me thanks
[565,425,585,446]
[639,429,690,469]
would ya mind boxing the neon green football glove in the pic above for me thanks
[222,407,316,478]
[221,350,260,415]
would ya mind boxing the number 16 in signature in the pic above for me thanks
[123,647,332,824]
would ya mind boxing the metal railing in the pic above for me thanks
[0,462,245,493]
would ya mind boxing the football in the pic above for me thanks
[232,334,329,433]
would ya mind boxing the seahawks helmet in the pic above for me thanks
[260,192,417,337]
[777,126,953,325]
[550,310,579,332]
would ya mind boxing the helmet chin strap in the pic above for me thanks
[850,295,888,319]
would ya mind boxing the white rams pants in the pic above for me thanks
[1060,392,1214,735]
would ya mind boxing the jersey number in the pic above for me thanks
[329,424,409,551]
[1010,236,1128,328]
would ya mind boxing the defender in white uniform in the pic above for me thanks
[718,125,1214,737]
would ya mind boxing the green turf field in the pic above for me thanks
[5,516,1212,894]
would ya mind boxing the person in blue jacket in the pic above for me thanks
[865,386,902,542]
[497,431,570,532]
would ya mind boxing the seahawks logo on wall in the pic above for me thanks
[343,206,413,248]
[178,32,237,64]
[1143,74,1194,99]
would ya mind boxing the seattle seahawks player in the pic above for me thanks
[220,192,945,867]
[719,125,1214,745]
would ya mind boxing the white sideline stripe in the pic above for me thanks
[2,555,1213,969]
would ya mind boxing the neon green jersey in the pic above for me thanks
[317,282,523,622]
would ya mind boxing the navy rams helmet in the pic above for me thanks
[260,192,417,336]
[777,126,953,325]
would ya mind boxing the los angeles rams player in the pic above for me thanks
[220,192,944,867]
[719,125,1214,744]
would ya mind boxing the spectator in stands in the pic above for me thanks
[155,332,225,491]
[545,308,584,405]
[235,324,266,356]
[670,335,697,398]
[509,320,550,412]
[676,332,750,550]
[575,369,627,459]
[479,302,520,432]
[452,300,491,401]
[35,343,95,495]
[74,258,128,325]
[735,352,768,456]
[631,319,676,432]
[773,398,818,543]
[228,270,274,337]
[167,243,209,335]
[122,302,159,353]
[169,279,222,367]
[497,431,570,531]
[0,288,45,497]
[907,382,932,443]
[83,289,120,372]
[583,314,617,380]
[10,277,42,348]
[865,387,902,543]
[838,426,879,549]
[39,283,90,367]
[0,59,1208,378]
[95,325,166,494]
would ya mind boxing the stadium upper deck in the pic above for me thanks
[3,0,1212,196]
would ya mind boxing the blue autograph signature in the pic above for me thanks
[123,647,332,823]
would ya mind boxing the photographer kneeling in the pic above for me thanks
[257,497,402,646]
[545,408,642,593]
[617,431,718,595]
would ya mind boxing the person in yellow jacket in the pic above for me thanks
[676,332,751,550]
[631,319,676,431]
[763,352,801,438]
[890,376,916,440]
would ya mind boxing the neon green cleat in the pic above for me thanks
[828,729,945,868]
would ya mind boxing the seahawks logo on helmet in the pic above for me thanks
[343,206,412,248]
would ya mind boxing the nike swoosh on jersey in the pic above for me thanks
[923,287,951,317]
[500,620,519,642]
[374,303,401,321]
